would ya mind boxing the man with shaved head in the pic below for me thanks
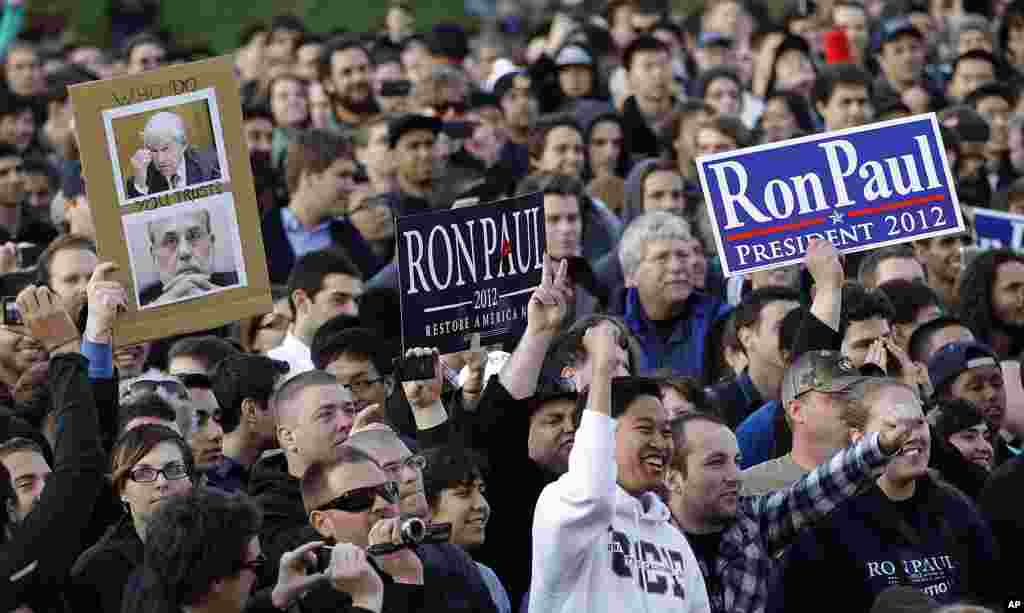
[126,110,222,198]
[250,370,361,588]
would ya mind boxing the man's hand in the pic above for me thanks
[85,262,127,344]
[864,338,888,373]
[351,403,388,434]
[368,518,425,585]
[878,413,915,456]
[0,242,16,274]
[271,541,328,610]
[15,285,79,354]
[326,543,385,612]
[400,347,443,410]
[804,237,843,290]
[150,273,216,306]
[526,255,572,336]
[582,321,623,378]
[130,148,151,180]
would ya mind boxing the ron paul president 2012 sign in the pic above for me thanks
[397,192,545,354]
[696,113,965,277]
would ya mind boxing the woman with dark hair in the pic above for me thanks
[756,91,816,143]
[268,73,311,173]
[584,112,630,181]
[929,397,996,473]
[695,66,744,118]
[958,248,1024,358]
[69,425,195,613]
[764,34,817,102]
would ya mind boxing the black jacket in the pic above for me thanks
[980,455,1024,601]
[125,147,222,198]
[69,517,143,613]
[772,476,1002,613]
[248,450,321,590]
[0,354,106,613]
[621,96,663,159]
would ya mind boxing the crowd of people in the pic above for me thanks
[0,0,1024,611]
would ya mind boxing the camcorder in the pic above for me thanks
[394,353,437,382]
[310,518,452,572]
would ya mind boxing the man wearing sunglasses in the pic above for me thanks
[347,425,501,613]
[298,444,426,611]
[252,370,361,589]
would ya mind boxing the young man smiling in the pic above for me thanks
[530,323,710,613]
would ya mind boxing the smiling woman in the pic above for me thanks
[69,424,194,613]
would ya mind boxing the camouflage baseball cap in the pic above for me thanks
[781,350,870,406]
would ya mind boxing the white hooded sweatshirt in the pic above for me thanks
[529,410,711,613]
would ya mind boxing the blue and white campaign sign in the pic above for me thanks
[396,192,545,354]
[974,207,1024,250]
[696,113,965,277]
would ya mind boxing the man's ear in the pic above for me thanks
[737,325,754,355]
[665,467,684,495]
[850,428,865,446]
[278,425,296,452]
[292,289,310,315]
[310,510,333,539]
[786,399,803,426]
[815,99,827,119]
[561,365,576,381]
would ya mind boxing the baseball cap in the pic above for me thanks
[212,354,290,411]
[492,70,531,101]
[781,350,871,405]
[927,341,1000,393]
[879,16,924,46]
[555,45,594,67]
[387,114,442,149]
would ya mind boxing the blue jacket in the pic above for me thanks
[623,287,730,378]
[737,401,780,470]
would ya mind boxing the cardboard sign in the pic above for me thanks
[70,56,271,345]
[973,207,1024,250]
[696,114,965,277]
[397,192,545,354]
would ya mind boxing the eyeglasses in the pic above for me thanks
[124,379,189,401]
[238,553,267,574]
[381,454,427,476]
[431,101,467,116]
[340,377,386,395]
[128,461,191,483]
[316,481,399,513]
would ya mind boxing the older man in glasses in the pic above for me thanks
[298,444,425,611]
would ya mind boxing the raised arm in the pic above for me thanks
[754,419,911,553]
[531,324,619,578]
[0,286,104,611]
[498,256,571,399]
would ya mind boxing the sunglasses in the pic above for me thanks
[125,379,189,401]
[432,101,467,115]
[316,481,399,513]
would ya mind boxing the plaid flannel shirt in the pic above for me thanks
[697,432,888,613]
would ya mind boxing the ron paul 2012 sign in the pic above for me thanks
[397,192,545,353]
[696,113,965,277]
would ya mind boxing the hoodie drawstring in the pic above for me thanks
[635,502,652,613]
